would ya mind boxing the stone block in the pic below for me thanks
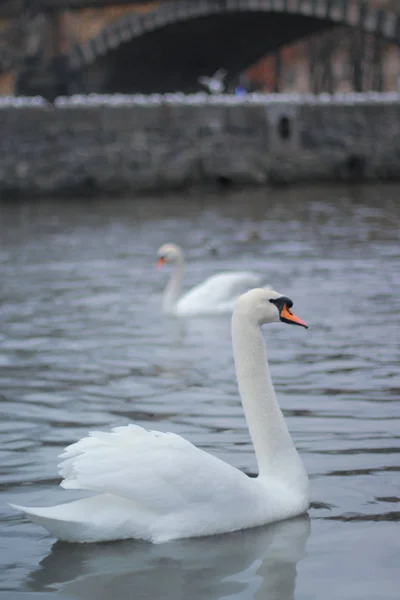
[0,98,399,198]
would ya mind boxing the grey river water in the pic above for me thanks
[0,184,399,600]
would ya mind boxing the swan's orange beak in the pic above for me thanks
[280,304,308,329]
[156,257,166,268]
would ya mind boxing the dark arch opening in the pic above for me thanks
[76,12,337,94]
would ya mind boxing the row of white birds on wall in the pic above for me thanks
[11,243,310,544]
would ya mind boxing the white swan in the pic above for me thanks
[11,288,309,544]
[156,243,262,315]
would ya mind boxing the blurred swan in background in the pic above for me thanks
[11,288,309,543]
[156,243,262,315]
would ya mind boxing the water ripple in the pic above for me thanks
[0,185,399,598]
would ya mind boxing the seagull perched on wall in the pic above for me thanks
[198,68,227,94]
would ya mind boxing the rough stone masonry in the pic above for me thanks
[0,95,399,198]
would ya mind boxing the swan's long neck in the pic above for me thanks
[163,253,184,313]
[232,313,303,480]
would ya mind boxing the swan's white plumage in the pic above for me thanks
[157,243,263,315]
[57,424,242,509]
[11,288,310,543]
[176,271,261,315]
[11,424,304,543]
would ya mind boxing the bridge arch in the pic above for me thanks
[68,0,400,93]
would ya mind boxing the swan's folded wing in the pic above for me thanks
[58,424,248,513]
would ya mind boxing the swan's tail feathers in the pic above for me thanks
[9,495,153,543]
[10,502,81,541]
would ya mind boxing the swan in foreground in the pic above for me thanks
[157,243,262,315]
[11,288,309,543]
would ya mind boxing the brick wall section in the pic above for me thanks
[68,3,160,46]
[0,100,399,197]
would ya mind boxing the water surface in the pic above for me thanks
[0,184,399,600]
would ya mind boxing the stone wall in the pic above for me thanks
[1,94,400,198]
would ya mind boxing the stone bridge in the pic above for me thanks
[67,0,400,94]
[1,0,399,95]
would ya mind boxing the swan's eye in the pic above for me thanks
[269,297,294,311]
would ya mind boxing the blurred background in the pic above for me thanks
[0,0,400,97]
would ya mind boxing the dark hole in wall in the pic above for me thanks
[82,176,97,191]
[217,175,233,187]
[278,116,292,141]
[345,154,365,179]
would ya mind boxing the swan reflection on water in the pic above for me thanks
[27,515,310,600]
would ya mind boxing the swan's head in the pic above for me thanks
[234,288,308,329]
[156,243,183,267]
